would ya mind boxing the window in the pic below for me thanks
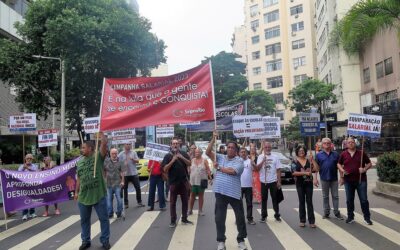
[264,10,279,24]
[293,56,306,68]
[253,82,262,90]
[267,76,283,89]
[363,68,370,84]
[318,27,327,50]
[294,74,308,85]
[271,92,284,104]
[265,43,281,55]
[276,110,284,120]
[253,67,261,75]
[251,35,260,44]
[290,5,303,16]
[265,26,280,39]
[291,21,304,32]
[376,62,384,79]
[292,39,305,49]
[251,20,259,30]
[263,0,278,8]
[375,90,398,103]
[250,4,259,17]
[318,51,327,71]
[266,59,282,72]
[384,57,393,75]
[252,51,260,60]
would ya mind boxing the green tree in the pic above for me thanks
[202,51,248,105]
[0,0,166,132]
[282,116,302,141]
[231,90,275,116]
[330,0,400,55]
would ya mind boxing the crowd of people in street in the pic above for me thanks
[15,131,374,250]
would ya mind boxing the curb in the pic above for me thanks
[372,188,400,203]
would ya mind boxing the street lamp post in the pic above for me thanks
[32,55,66,164]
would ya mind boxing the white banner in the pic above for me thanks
[347,113,382,138]
[143,142,170,161]
[299,112,320,122]
[83,117,100,134]
[232,115,264,138]
[252,117,281,139]
[38,129,58,147]
[9,113,36,132]
[110,128,136,145]
[156,124,174,138]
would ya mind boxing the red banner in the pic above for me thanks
[99,63,215,131]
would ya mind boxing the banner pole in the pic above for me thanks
[22,133,25,162]
[78,131,84,145]
[0,171,8,230]
[93,133,100,178]
[145,161,154,195]
[209,61,218,162]
[359,136,365,184]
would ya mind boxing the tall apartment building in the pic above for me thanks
[234,0,318,125]
[314,0,363,138]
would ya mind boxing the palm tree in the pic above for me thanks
[331,0,400,55]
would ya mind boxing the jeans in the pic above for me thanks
[296,182,315,224]
[169,181,189,223]
[122,175,142,205]
[107,186,123,216]
[165,180,170,197]
[148,175,166,209]
[321,180,340,216]
[344,181,370,220]
[78,196,110,245]
[22,208,35,216]
[215,193,247,243]
[260,182,280,219]
[241,187,253,221]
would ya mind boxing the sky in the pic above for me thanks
[137,0,245,74]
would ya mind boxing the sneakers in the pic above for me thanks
[217,241,226,250]
[199,211,205,216]
[55,209,61,215]
[188,210,193,215]
[42,211,49,217]
[238,241,248,250]
[335,213,344,220]
[181,219,194,225]
[275,217,282,222]
[22,215,28,221]
[147,208,154,211]
[79,242,91,250]
[322,214,330,219]
[346,218,355,224]
[247,220,256,225]
[137,203,145,207]
[169,222,177,228]
[364,218,373,225]
[259,218,266,223]
[102,242,111,250]
[30,213,37,219]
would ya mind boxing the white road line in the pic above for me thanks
[0,218,15,227]
[111,211,160,249]
[225,209,252,250]
[0,217,49,241]
[57,218,117,250]
[168,210,199,250]
[371,208,400,223]
[257,209,312,250]
[295,209,372,250]
[339,208,400,246]
[10,215,80,250]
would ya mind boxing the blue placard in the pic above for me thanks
[300,122,320,136]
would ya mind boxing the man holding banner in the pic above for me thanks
[18,154,39,220]
[74,134,110,250]
[337,137,373,225]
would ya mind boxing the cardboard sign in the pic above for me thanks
[347,113,382,138]
[232,115,264,138]
[9,113,36,132]
[156,124,174,138]
[110,128,136,145]
[143,142,170,161]
[252,117,281,139]
[83,117,100,134]
[299,112,320,136]
[38,129,58,147]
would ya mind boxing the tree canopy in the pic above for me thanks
[330,0,400,55]
[0,0,166,131]
[231,90,275,116]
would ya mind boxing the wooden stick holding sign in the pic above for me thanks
[359,136,365,184]
[93,132,100,178]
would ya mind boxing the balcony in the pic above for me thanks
[0,1,24,40]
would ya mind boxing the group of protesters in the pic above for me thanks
[16,131,373,250]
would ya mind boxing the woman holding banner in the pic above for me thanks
[18,154,39,220]
[41,156,61,216]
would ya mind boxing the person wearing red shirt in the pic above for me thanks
[147,160,166,211]
[337,137,372,225]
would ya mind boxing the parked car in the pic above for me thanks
[271,151,294,183]
[134,147,150,179]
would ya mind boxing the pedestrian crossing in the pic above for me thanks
[1,208,399,249]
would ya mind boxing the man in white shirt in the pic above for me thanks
[240,148,256,225]
[255,141,282,222]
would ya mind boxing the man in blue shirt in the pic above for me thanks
[316,138,343,220]
[206,131,247,250]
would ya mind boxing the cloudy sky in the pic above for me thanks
[137,0,245,74]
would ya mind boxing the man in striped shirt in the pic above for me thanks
[206,131,247,250]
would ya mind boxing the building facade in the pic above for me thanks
[235,0,318,125]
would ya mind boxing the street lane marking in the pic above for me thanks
[58,218,117,250]
[10,215,80,250]
[339,209,400,246]
[0,217,48,241]
[295,209,372,250]
[225,209,252,250]
[257,209,312,250]
[111,211,160,249]
[0,219,15,227]
[371,208,400,222]
[168,210,199,250]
